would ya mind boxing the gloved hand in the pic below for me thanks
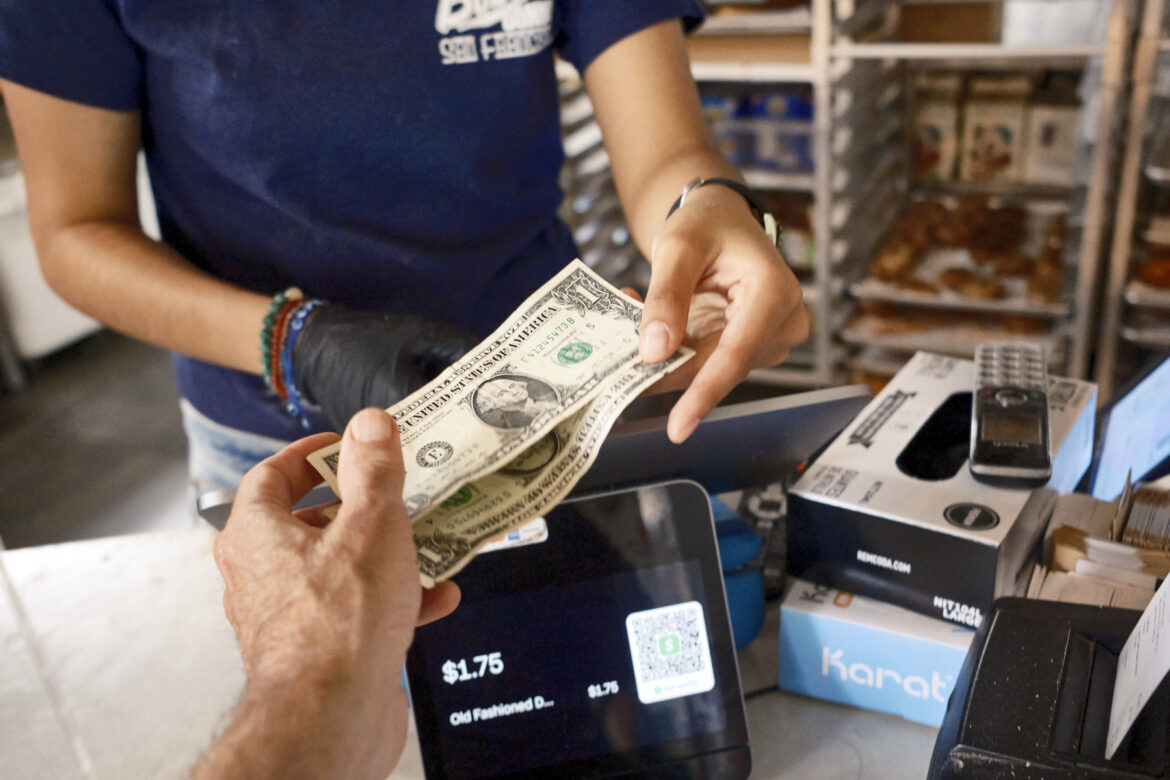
[292,304,478,431]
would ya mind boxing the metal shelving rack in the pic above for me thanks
[686,5,836,388]
[558,6,835,389]
[559,0,1134,393]
[829,0,1134,384]
[1096,0,1170,402]
[692,3,842,388]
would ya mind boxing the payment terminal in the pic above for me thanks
[404,480,751,779]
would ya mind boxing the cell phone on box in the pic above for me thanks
[969,341,1052,488]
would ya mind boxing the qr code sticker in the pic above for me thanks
[625,601,715,704]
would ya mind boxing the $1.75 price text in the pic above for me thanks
[442,652,504,685]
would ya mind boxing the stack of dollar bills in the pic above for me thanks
[309,260,693,586]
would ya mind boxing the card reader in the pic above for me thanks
[405,480,750,779]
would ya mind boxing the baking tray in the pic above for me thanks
[1141,223,1170,246]
[1120,325,1170,348]
[846,345,912,377]
[854,197,1074,317]
[850,275,1071,316]
[1124,279,1170,310]
[840,313,1068,364]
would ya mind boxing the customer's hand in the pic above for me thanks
[293,304,478,431]
[640,183,809,443]
[195,409,460,780]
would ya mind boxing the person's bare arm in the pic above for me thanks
[1,79,268,373]
[192,410,460,780]
[583,20,809,442]
[582,19,735,256]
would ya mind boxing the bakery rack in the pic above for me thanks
[1096,0,1170,402]
[558,4,838,389]
[688,4,837,388]
[559,0,1135,394]
[829,0,1134,386]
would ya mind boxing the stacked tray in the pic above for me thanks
[845,195,1074,366]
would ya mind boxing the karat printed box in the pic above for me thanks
[788,352,1096,628]
[779,578,973,726]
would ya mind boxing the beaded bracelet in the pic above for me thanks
[260,287,303,393]
[279,299,324,429]
[267,300,299,400]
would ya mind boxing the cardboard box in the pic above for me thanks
[779,578,974,726]
[960,100,1027,182]
[960,76,1032,183]
[913,72,962,181]
[1024,104,1081,187]
[686,34,811,67]
[788,352,1097,628]
[899,3,1002,44]
[914,101,960,180]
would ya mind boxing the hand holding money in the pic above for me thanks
[292,307,478,431]
[642,182,809,442]
[196,410,459,780]
[307,260,692,585]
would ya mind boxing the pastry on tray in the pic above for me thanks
[1136,256,1170,289]
[870,239,920,281]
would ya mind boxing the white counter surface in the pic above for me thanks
[0,526,937,779]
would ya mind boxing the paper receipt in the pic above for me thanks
[1106,577,1170,758]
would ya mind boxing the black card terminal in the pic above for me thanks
[404,480,751,780]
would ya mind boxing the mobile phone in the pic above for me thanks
[969,341,1052,488]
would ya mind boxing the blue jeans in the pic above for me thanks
[180,399,289,496]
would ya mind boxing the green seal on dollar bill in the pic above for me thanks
[557,342,592,365]
[441,486,475,509]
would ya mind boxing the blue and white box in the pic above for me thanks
[779,578,975,726]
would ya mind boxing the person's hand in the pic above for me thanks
[293,304,478,431]
[205,409,460,780]
[639,183,809,442]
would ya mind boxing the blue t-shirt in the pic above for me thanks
[1,0,702,438]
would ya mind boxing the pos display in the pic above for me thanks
[1084,349,1170,500]
[404,480,751,779]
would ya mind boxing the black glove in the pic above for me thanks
[292,303,478,431]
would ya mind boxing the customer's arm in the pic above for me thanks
[583,20,810,443]
[192,409,460,780]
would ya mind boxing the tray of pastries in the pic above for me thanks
[851,196,1073,316]
[1121,310,1170,349]
[841,300,1067,364]
[1126,249,1170,310]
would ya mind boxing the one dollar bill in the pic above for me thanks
[412,352,691,586]
[307,259,681,520]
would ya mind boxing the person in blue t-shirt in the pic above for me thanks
[0,1,809,496]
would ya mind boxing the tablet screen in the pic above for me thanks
[1090,350,1170,500]
[405,481,750,779]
